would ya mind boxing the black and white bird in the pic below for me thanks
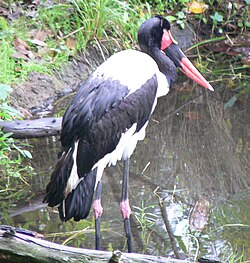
[44,15,213,252]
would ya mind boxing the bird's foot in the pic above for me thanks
[93,199,103,250]
[120,198,132,252]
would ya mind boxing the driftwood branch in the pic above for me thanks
[0,117,62,138]
[159,198,183,259]
[0,226,194,263]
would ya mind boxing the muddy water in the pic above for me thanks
[3,77,250,261]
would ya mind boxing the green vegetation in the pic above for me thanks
[0,84,33,218]
[0,0,248,109]
[133,200,158,252]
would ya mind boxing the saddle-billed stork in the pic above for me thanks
[44,15,213,252]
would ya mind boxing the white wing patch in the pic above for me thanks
[65,140,80,196]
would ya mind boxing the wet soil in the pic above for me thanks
[10,45,109,114]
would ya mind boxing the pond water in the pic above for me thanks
[2,74,250,262]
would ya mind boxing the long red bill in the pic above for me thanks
[180,57,214,91]
[161,29,214,91]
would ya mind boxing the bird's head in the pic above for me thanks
[138,15,213,91]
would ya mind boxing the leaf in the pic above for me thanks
[0,132,13,139]
[21,150,33,159]
[35,30,48,41]
[176,236,188,253]
[0,84,12,101]
[0,103,23,118]
[12,51,30,60]
[188,1,208,14]
[166,15,177,22]
[224,96,237,109]
[177,11,185,19]
[12,172,21,178]
[210,12,223,22]
[14,37,30,51]
[29,39,47,47]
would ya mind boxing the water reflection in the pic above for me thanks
[2,77,249,261]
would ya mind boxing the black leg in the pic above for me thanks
[120,158,132,253]
[93,181,103,250]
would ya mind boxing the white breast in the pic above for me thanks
[93,49,166,95]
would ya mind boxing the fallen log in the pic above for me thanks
[0,117,62,139]
[0,226,194,263]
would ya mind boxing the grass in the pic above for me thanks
[0,17,58,84]
[0,84,33,220]
[133,200,158,252]
[0,18,16,84]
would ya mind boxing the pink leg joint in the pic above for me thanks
[120,199,132,220]
[93,199,103,219]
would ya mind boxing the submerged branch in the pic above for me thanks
[156,191,184,260]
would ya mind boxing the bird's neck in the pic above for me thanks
[150,48,177,88]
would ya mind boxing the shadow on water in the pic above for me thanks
[1,75,249,261]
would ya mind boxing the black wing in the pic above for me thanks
[61,75,158,177]
[61,77,128,148]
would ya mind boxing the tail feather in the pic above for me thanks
[43,147,74,207]
[58,168,97,221]
[44,140,97,222]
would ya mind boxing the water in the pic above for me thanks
[2,77,250,261]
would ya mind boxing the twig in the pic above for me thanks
[155,190,182,259]
[185,36,226,53]
[58,26,85,40]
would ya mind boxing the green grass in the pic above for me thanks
[0,84,33,218]
[0,15,61,84]
[133,200,158,252]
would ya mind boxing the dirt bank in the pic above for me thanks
[10,45,111,115]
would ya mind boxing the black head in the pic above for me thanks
[138,16,178,86]
[137,15,213,91]
[138,15,170,54]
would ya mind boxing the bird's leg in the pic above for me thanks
[93,181,103,250]
[120,158,132,253]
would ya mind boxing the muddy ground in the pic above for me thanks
[10,45,111,115]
